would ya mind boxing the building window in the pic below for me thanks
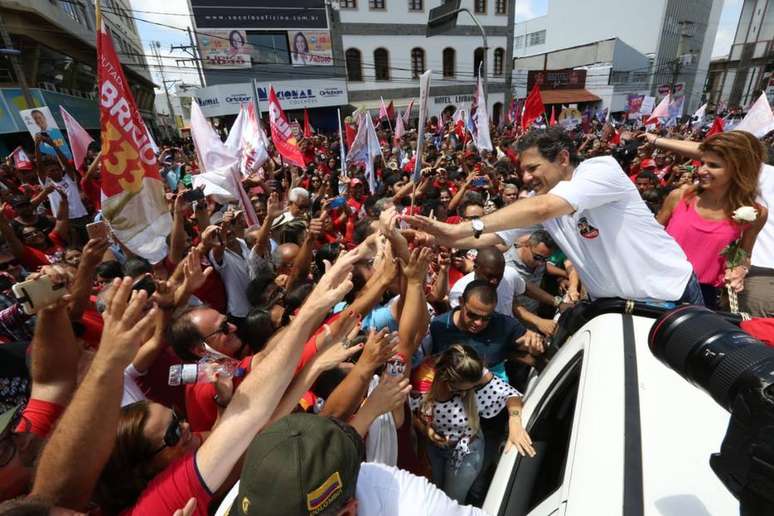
[493,48,504,75]
[411,48,425,79]
[495,0,506,14]
[408,0,423,10]
[610,70,629,84]
[527,30,546,47]
[515,35,524,48]
[339,0,357,7]
[246,32,289,64]
[346,48,363,81]
[442,47,455,78]
[369,0,385,9]
[473,47,484,77]
[374,48,390,80]
[474,0,486,14]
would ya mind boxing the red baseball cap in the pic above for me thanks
[640,158,657,170]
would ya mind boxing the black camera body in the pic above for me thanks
[649,306,774,515]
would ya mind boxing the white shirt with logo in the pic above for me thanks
[44,174,88,219]
[752,164,774,268]
[501,156,692,301]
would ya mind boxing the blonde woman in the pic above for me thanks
[410,344,535,503]
[656,131,768,308]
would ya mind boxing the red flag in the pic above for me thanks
[97,14,170,261]
[403,98,414,125]
[386,100,395,121]
[611,129,621,145]
[522,84,545,130]
[378,98,389,121]
[303,108,313,138]
[267,86,306,167]
[10,146,32,170]
[60,106,94,171]
[549,106,557,127]
[705,116,725,138]
[345,120,356,149]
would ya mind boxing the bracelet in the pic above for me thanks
[509,409,521,418]
[213,394,229,408]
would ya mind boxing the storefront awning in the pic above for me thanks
[351,98,414,113]
[541,89,601,104]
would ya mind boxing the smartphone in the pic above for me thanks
[12,276,67,315]
[182,189,205,203]
[86,220,108,240]
[472,177,488,188]
[328,196,346,210]
[131,275,156,297]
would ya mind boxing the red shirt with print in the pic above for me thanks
[19,230,65,270]
[80,176,101,211]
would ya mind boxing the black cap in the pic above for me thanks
[230,414,363,515]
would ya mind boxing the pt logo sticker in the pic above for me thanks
[577,217,599,239]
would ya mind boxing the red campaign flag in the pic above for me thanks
[386,100,395,121]
[549,106,557,127]
[611,129,621,145]
[303,108,313,138]
[10,146,33,170]
[521,84,545,131]
[96,13,171,262]
[267,86,307,167]
[705,116,725,138]
[345,120,357,149]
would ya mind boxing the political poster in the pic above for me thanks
[19,106,72,159]
[197,30,252,69]
[288,31,333,66]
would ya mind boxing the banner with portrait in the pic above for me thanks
[20,106,72,159]
[287,31,333,66]
[197,30,252,69]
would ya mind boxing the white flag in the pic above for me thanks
[346,113,382,193]
[691,103,707,127]
[474,74,493,152]
[645,95,671,125]
[734,93,774,138]
[413,70,432,182]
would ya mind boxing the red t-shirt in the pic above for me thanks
[15,398,64,438]
[122,452,212,516]
[80,176,101,211]
[79,302,104,350]
[19,230,65,270]
[186,328,325,432]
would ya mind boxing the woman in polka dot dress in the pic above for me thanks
[410,344,536,504]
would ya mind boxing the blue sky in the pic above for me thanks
[130,0,743,91]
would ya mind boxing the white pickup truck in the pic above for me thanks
[483,300,741,516]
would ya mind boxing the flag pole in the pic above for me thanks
[337,107,347,178]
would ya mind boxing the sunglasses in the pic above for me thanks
[151,409,184,456]
[531,251,549,263]
[203,320,231,341]
[463,306,492,322]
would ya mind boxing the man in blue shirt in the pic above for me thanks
[419,280,544,381]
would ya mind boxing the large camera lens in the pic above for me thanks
[648,306,773,411]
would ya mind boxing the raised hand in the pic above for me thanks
[182,247,213,293]
[357,328,398,373]
[398,246,432,283]
[313,311,364,371]
[516,330,546,355]
[266,191,283,221]
[364,374,411,417]
[98,277,158,367]
[403,215,458,244]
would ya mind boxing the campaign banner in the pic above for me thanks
[19,106,72,159]
[97,17,171,262]
[288,31,333,66]
[640,96,656,115]
[191,0,327,30]
[268,86,307,167]
[626,95,644,118]
[197,30,252,69]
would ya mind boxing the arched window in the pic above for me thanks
[473,47,484,77]
[492,102,503,125]
[346,48,362,82]
[411,48,425,79]
[374,48,390,81]
[442,48,455,78]
[494,48,504,76]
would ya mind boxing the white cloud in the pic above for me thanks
[712,27,734,58]
[515,2,536,22]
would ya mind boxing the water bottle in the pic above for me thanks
[168,354,246,386]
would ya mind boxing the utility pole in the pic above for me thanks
[171,27,205,87]
[671,20,694,101]
[0,15,33,108]
[503,0,516,116]
[152,41,177,136]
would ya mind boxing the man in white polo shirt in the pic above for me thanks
[407,127,702,304]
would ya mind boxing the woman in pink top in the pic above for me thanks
[657,131,768,309]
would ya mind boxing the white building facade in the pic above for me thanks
[339,0,511,121]
[513,0,724,114]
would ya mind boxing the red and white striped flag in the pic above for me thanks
[10,146,32,170]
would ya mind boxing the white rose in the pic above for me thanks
[732,206,758,223]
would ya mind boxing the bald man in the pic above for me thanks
[449,247,559,336]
